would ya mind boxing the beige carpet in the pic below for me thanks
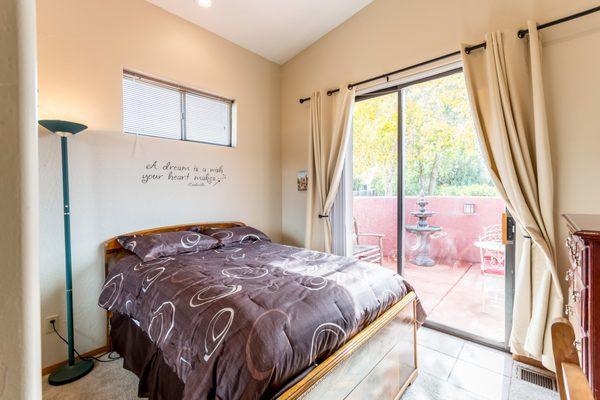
[42,359,139,400]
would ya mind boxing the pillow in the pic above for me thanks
[118,230,219,262]
[197,226,271,246]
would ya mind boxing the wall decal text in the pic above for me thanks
[141,161,226,187]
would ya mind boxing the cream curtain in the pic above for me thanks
[305,88,356,252]
[461,22,563,371]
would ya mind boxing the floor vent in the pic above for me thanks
[515,364,558,392]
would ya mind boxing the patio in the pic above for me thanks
[383,258,505,343]
[355,195,506,343]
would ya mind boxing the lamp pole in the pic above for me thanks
[60,135,76,366]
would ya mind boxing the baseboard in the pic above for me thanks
[41,346,109,376]
[512,354,550,372]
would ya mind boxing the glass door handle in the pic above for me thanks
[502,213,515,244]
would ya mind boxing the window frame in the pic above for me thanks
[122,70,235,147]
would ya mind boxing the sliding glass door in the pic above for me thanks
[351,68,514,349]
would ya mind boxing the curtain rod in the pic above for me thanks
[299,88,340,104]
[299,47,472,103]
[518,5,600,38]
[299,5,600,104]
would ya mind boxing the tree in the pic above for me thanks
[352,73,495,197]
[352,92,398,196]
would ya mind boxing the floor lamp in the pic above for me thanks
[39,120,94,385]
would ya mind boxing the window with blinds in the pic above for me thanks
[122,71,234,146]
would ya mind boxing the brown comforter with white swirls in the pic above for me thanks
[99,240,425,399]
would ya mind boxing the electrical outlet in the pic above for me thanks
[45,315,59,334]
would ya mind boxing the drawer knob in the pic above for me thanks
[565,270,573,282]
[565,305,574,316]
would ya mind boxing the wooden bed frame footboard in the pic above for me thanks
[103,222,418,400]
[279,292,418,400]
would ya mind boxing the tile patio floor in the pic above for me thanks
[384,258,505,343]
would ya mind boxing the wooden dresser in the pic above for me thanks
[563,214,600,399]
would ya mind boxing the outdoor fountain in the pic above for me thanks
[405,193,442,267]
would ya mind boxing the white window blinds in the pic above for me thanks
[122,71,233,146]
[123,76,181,140]
[185,93,231,146]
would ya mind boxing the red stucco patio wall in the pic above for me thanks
[353,196,505,263]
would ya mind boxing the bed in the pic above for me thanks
[100,222,425,399]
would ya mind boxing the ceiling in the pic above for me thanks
[146,0,374,64]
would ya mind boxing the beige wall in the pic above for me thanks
[543,20,600,278]
[0,0,41,398]
[36,0,600,371]
[281,0,600,288]
[37,0,281,368]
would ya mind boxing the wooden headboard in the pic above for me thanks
[104,221,245,274]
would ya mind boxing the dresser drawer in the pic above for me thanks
[566,234,586,283]
[564,297,587,371]
[566,266,587,323]
[566,294,583,337]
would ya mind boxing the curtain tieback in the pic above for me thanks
[318,214,329,219]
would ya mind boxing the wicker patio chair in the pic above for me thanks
[474,224,505,275]
[352,218,385,265]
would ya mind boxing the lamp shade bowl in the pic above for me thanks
[39,120,88,136]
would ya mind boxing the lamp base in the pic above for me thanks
[48,359,94,386]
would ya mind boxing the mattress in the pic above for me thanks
[99,240,425,399]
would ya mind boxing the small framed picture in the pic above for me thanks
[297,170,308,191]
